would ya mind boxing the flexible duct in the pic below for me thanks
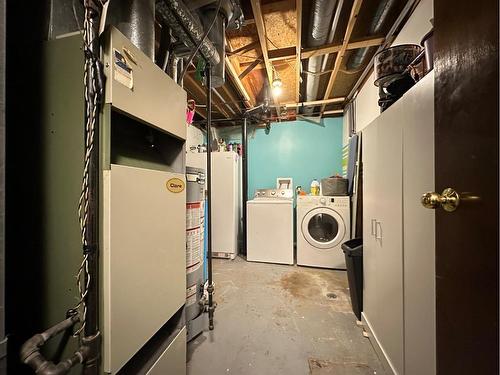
[345,0,397,71]
[156,0,220,67]
[200,8,226,87]
[303,0,337,115]
[107,0,156,60]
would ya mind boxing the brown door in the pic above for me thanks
[434,0,499,374]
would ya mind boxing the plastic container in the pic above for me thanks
[374,44,422,87]
[321,177,348,196]
[310,179,320,196]
[341,238,363,320]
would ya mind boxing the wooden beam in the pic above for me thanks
[244,0,296,24]
[239,59,289,69]
[184,74,231,118]
[281,96,345,109]
[250,37,385,64]
[225,56,253,107]
[321,0,364,114]
[227,41,259,56]
[302,36,384,60]
[220,84,242,114]
[239,55,263,80]
[295,0,302,102]
[268,46,297,61]
[323,109,344,115]
[250,0,274,89]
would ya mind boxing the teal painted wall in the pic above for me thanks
[217,118,342,199]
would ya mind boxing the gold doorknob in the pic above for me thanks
[421,188,460,212]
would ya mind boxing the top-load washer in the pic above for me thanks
[247,188,294,265]
[297,195,350,269]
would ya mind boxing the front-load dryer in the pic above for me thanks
[297,195,350,269]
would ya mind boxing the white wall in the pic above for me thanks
[354,0,434,132]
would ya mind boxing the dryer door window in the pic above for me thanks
[308,213,339,243]
[302,207,346,249]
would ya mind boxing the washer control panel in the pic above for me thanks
[254,188,293,199]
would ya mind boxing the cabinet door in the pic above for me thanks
[375,106,404,375]
[361,121,378,327]
[402,73,436,375]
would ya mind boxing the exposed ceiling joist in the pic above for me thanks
[220,84,243,114]
[302,36,385,59]
[250,0,274,89]
[228,41,259,56]
[281,96,345,109]
[184,74,231,118]
[321,0,364,114]
[295,0,302,103]
[225,56,253,107]
[260,36,385,63]
[269,46,297,61]
[239,55,263,79]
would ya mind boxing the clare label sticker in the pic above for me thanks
[113,48,133,89]
[166,178,185,193]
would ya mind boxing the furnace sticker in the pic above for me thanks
[113,48,133,89]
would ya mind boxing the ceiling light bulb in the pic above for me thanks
[272,78,283,97]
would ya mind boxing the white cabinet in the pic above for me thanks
[211,151,241,259]
[362,72,435,375]
[362,106,404,375]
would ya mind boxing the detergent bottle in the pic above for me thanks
[310,179,320,196]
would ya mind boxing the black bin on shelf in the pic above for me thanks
[341,238,363,320]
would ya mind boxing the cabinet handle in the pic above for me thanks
[371,219,376,236]
[375,221,382,240]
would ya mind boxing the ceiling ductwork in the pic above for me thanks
[303,0,338,115]
[107,0,156,60]
[156,0,221,67]
[156,0,243,87]
[345,0,397,71]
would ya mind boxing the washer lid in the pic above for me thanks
[301,207,346,249]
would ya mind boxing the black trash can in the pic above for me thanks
[341,238,363,320]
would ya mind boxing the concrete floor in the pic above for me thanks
[187,257,385,375]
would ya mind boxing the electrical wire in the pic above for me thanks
[179,0,223,82]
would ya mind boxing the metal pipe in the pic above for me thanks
[345,0,398,71]
[20,315,85,375]
[106,0,156,59]
[206,64,215,331]
[242,117,248,256]
[303,0,337,115]
[320,0,343,72]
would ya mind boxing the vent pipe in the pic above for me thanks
[345,0,397,71]
[156,0,221,67]
[303,0,337,115]
[107,0,156,60]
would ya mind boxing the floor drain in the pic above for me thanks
[326,292,337,299]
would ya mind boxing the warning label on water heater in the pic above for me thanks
[186,227,202,272]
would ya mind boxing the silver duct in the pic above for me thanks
[156,0,221,67]
[303,0,338,115]
[107,0,156,60]
[345,0,397,71]
[200,8,226,87]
